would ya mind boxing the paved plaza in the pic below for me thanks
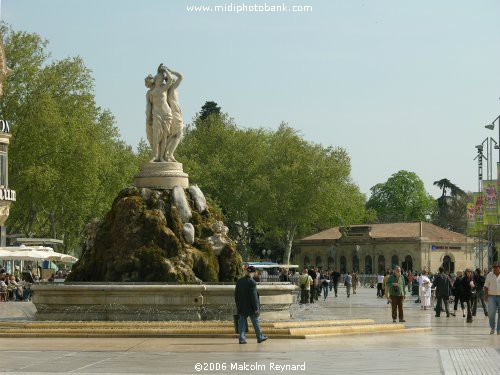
[0,287,499,374]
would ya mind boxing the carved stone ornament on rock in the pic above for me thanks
[172,186,192,223]
[188,185,207,213]
[208,220,230,256]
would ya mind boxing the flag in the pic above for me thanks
[483,180,498,224]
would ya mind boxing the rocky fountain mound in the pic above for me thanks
[67,185,242,283]
[31,63,296,321]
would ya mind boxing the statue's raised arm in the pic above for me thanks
[164,67,185,162]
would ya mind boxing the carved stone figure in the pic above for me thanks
[135,64,189,189]
[208,220,230,255]
[145,66,173,162]
[145,64,185,163]
[158,65,184,162]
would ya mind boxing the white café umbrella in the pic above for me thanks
[60,254,78,263]
[31,246,78,263]
[0,247,49,261]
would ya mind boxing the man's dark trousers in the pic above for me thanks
[435,295,450,316]
[390,296,404,321]
[300,290,309,304]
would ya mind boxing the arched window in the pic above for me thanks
[391,255,399,269]
[340,256,347,274]
[378,255,385,274]
[327,256,334,270]
[403,255,413,272]
[365,255,372,274]
[352,255,359,273]
[303,256,310,268]
[316,256,322,269]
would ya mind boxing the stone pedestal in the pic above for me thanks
[134,161,189,190]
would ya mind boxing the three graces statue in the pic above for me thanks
[145,64,184,162]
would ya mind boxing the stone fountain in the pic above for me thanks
[32,64,296,321]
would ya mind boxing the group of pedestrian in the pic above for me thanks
[379,262,500,334]
[296,268,359,304]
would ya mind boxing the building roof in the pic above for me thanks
[299,221,470,243]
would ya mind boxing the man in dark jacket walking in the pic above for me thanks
[235,266,268,344]
[433,267,451,317]
[472,268,488,317]
[462,268,475,323]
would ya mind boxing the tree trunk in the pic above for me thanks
[283,224,297,264]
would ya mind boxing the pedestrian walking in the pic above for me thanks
[433,267,451,317]
[377,273,384,298]
[462,268,475,323]
[484,261,500,334]
[383,270,391,304]
[344,272,352,298]
[452,270,465,317]
[320,273,330,300]
[352,271,359,294]
[472,268,488,317]
[331,269,341,297]
[308,268,317,303]
[419,270,431,310]
[234,266,268,344]
[387,266,406,322]
[315,268,321,301]
[298,269,313,305]
[408,271,414,293]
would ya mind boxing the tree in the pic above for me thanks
[1,26,140,253]
[433,178,465,199]
[366,170,436,223]
[178,112,368,264]
[251,124,366,264]
[432,178,467,233]
[199,101,221,121]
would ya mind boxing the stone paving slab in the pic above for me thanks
[0,287,498,374]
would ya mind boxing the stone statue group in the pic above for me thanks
[145,64,184,163]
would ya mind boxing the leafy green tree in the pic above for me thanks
[367,170,436,223]
[179,112,368,264]
[251,124,366,264]
[1,26,140,253]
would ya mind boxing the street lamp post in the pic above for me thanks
[485,115,500,164]
[484,116,500,269]
[473,142,488,270]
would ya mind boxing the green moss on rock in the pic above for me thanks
[218,243,243,282]
[69,186,243,283]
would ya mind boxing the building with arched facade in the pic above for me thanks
[296,222,476,274]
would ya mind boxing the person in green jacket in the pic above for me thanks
[386,266,407,323]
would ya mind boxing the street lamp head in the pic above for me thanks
[476,145,483,151]
[485,124,495,130]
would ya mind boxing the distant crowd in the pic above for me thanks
[288,262,500,334]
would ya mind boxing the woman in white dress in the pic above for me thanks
[419,270,431,310]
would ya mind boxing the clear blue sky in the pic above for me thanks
[2,0,500,198]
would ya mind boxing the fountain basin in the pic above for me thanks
[32,283,297,321]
